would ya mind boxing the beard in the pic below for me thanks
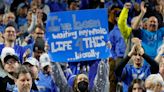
[7,38,15,42]
[20,84,31,92]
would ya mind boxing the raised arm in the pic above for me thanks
[115,44,137,77]
[137,45,159,74]
[132,2,147,30]
[51,62,73,92]
[27,13,37,33]
[117,3,132,42]
[92,59,109,92]
[155,44,164,63]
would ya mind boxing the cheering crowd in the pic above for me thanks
[0,0,164,92]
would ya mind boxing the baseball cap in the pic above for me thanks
[4,55,19,64]
[17,3,28,14]
[17,3,28,10]
[1,47,19,63]
[24,57,39,67]
[39,53,50,62]
[33,38,45,52]
[39,53,51,68]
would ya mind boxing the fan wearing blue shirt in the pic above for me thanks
[132,2,164,66]
[115,43,159,92]
[37,53,58,92]
[13,65,32,92]
[0,22,28,63]
[24,25,46,60]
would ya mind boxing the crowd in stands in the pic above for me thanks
[0,0,163,92]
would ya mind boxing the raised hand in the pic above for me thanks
[137,46,144,56]
[128,44,138,57]
[131,37,142,46]
[124,2,132,9]
[140,2,147,14]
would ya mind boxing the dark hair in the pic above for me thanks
[128,79,145,92]
[34,25,45,32]
[67,0,78,7]
[33,37,45,52]
[13,65,32,79]
[5,21,17,31]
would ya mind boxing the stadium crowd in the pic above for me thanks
[0,0,164,92]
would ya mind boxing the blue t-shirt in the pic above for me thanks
[141,27,164,58]
[0,44,27,63]
[121,64,151,92]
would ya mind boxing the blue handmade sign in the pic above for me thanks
[46,9,111,62]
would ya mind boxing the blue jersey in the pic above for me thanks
[121,64,151,92]
[0,44,27,63]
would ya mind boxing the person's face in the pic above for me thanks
[77,74,88,83]
[3,26,16,42]
[6,13,15,22]
[145,81,162,92]
[19,8,28,17]
[4,58,19,73]
[15,73,32,92]
[76,74,89,92]
[36,0,42,5]
[147,16,158,32]
[34,27,44,40]
[132,83,143,92]
[34,50,44,61]
[43,65,52,74]
[132,54,143,68]
[24,63,39,79]
[69,2,78,10]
